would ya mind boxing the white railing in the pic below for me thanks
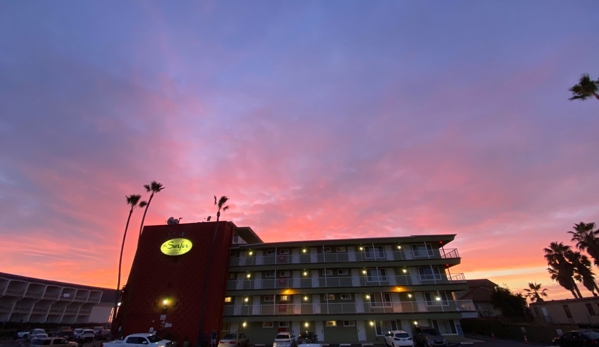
[223,300,476,316]
[226,273,466,290]
[229,249,460,267]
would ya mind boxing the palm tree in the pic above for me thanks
[198,196,230,346]
[569,222,599,266]
[544,242,582,298]
[523,282,548,303]
[569,74,599,101]
[138,181,165,237]
[112,194,146,333]
[567,250,599,296]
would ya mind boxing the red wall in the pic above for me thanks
[117,221,234,346]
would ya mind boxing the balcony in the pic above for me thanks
[223,300,476,316]
[227,273,466,290]
[230,248,459,267]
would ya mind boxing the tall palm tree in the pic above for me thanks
[112,194,146,333]
[138,181,165,237]
[523,282,548,303]
[567,250,599,296]
[569,74,599,101]
[544,242,582,299]
[198,196,230,346]
[569,222,599,266]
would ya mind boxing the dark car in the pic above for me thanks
[296,332,318,344]
[553,330,599,347]
[418,327,446,347]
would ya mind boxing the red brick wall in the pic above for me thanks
[117,221,234,346]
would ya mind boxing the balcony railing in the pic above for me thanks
[227,273,466,290]
[230,248,459,267]
[223,300,476,316]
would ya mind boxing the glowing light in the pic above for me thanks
[242,322,247,327]
[302,249,307,253]
[162,299,169,306]
[413,321,418,325]
[369,321,374,326]
[408,294,412,298]
[244,297,249,303]
[248,251,253,256]
[362,270,367,274]
[365,294,370,300]
[246,273,251,278]
[117,302,121,306]
[304,296,309,301]
[435,297,441,301]
[359,247,364,251]
[397,245,402,249]
[303,271,308,276]
[402,269,407,273]
[304,322,309,327]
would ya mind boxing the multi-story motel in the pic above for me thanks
[0,272,116,324]
[117,222,476,346]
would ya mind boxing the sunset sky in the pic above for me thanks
[1,1,598,301]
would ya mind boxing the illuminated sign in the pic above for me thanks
[160,238,193,256]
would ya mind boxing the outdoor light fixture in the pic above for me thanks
[435,297,441,301]
[408,294,412,298]
[413,321,418,325]
[248,251,253,256]
[302,249,307,253]
[359,247,364,251]
[369,321,374,326]
[246,273,251,278]
[365,294,370,300]
[362,270,367,274]
[402,269,407,273]
[162,299,170,306]
[242,322,247,327]
[303,271,308,276]
[117,302,121,306]
[244,297,249,303]
[304,323,309,327]
[397,245,402,249]
[304,296,309,301]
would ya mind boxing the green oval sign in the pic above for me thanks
[160,238,193,256]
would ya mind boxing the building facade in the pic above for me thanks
[530,297,599,328]
[0,272,115,324]
[223,234,476,344]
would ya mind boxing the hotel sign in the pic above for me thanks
[160,238,193,256]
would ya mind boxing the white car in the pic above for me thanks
[384,330,413,347]
[273,332,297,347]
[30,337,78,347]
[218,333,248,347]
[27,329,47,341]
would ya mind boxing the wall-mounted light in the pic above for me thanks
[413,321,418,325]
[369,321,375,326]
[304,296,309,301]
[117,302,121,307]
[365,294,370,300]
[435,297,441,301]
[244,297,249,303]
[362,270,367,275]
[402,269,407,273]
[408,294,412,298]
[242,322,247,327]
[359,246,364,251]
[246,273,251,278]
[397,245,402,249]
[302,249,307,253]
[248,251,253,256]
[303,271,308,276]
[304,322,309,327]
[162,299,170,306]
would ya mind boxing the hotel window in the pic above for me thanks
[418,267,442,281]
[337,269,349,276]
[326,321,337,327]
[280,295,290,302]
[340,294,352,300]
[343,321,355,327]
[228,273,236,280]
[264,295,274,302]
[563,305,573,318]
[424,292,449,305]
[323,247,332,253]
[370,293,391,307]
[366,269,388,282]
[263,322,274,328]
[323,294,335,301]
[411,244,434,258]
[279,271,290,278]
[365,246,385,259]
[322,269,333,276]
[375,321,397,336]
[221,323,230,332]
[264,271,275,278]
[279,322,289,328]
[587,303,596,316]
[224,297,232,303]
[266,249,276,255]
[279,249,290,255]
[431,319,457,334]
[335,246,347,253]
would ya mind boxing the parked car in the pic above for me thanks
[553,330,599,347]
[273,332,296,347]
[73,329,84,340]
[52,327,74,341]
[217,333,249,347]
[296,332,318,345]
[101,333,171,347]
[418,327,446,347]
[27,329,48,341]
[94,327,110,340]
[30,337,78,347]
[384,330,414,347]
[77,329,95,343]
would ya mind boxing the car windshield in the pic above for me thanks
[421,329,440,336]
[276,335,290,339]
[583,332,599,339]
[395,333,410,338]
[147,335,164,343]
[223,334,237,340]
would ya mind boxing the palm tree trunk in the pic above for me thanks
[112,208,134,336]
[573,282,583,298]
[138,193,154,237]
